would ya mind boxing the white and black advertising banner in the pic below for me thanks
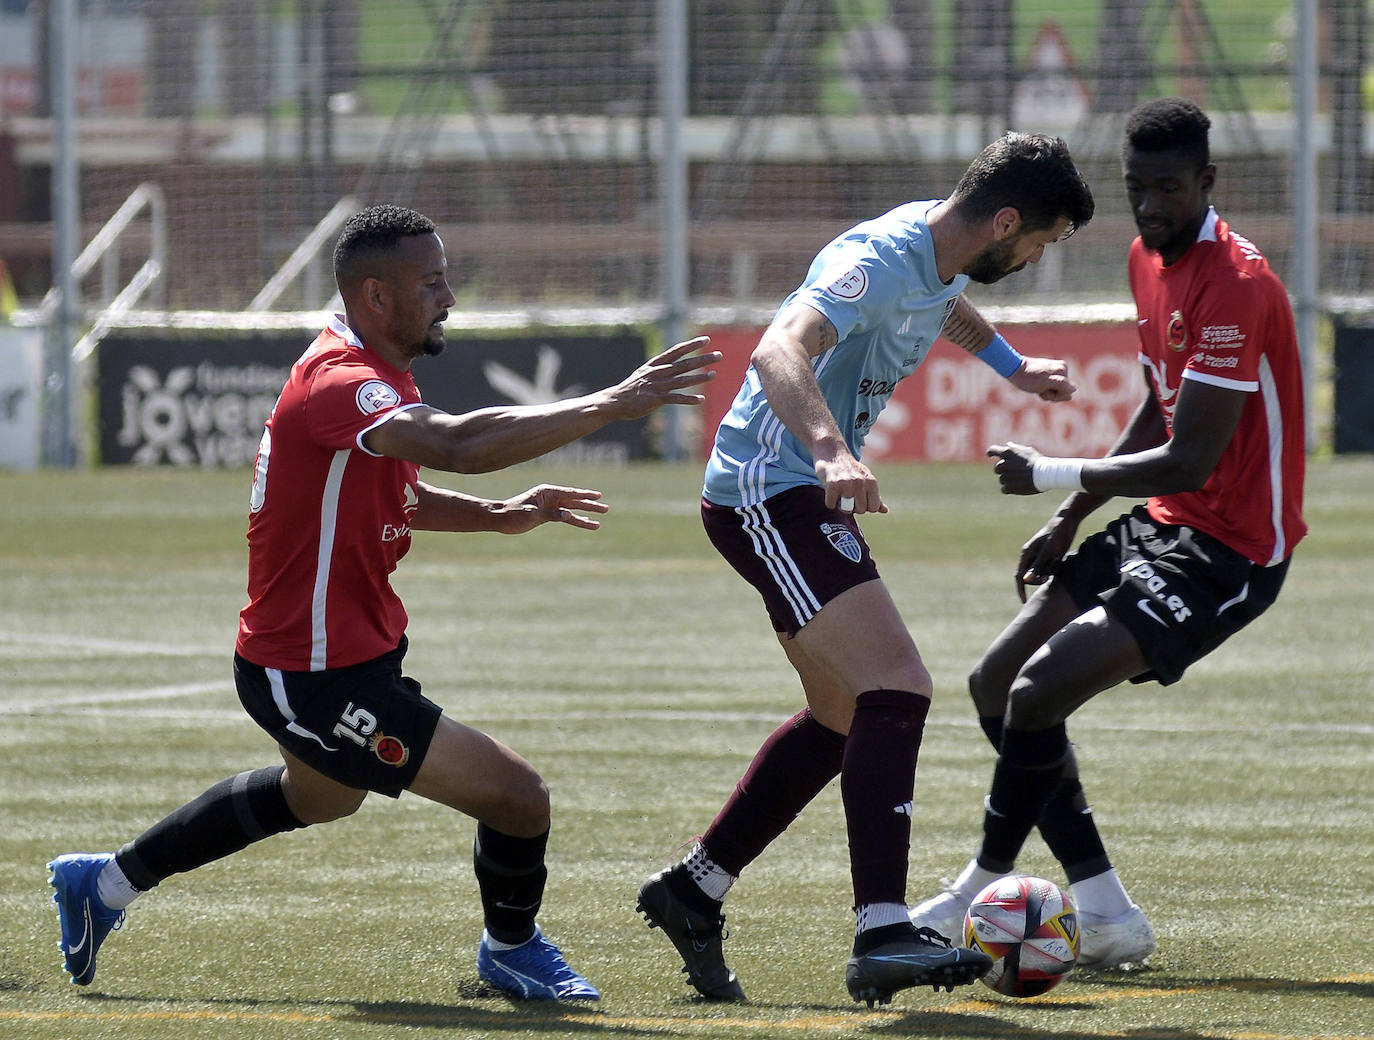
[98,333,294,467]
[1334,317,1374,454]
[97,330,651,466]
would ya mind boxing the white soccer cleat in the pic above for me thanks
[907,882,975,944]
[1076,904,1155,970]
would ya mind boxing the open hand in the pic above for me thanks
[501,484,610,533]
[609,336,721,419]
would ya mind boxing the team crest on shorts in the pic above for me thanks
[821,522,862,563]
[370,732,410,767]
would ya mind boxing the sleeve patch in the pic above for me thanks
[356,380,401,415]
[820,262,868,301]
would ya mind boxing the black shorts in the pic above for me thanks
[234,636,441,797]
[702,485,881,637]
[1055,505,1291,686]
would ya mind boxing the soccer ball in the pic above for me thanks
[964,875,1080,998]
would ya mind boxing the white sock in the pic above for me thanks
[96,859,141,911]
[681,842,736,902]
[1070,869,1133,920]
[952,858,1005,899]
[482,927,538,952]
[855,902,910,934]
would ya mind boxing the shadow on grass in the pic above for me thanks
[1070,970,1374,999]
[858,971,1374,1039]
[60,968,1372,1036]
[870,1012,1216,1039]
[341,1000,626,1033]
[70,987,689,1035]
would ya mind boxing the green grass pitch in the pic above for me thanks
[2,459,1371,1039]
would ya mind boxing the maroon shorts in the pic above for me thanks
[702,485,881,637]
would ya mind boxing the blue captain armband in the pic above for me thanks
[977,334,1025,378]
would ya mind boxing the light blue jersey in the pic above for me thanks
[704,200,968,507]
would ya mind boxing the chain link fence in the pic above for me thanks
[0,0,1369,317]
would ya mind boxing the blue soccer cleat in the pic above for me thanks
[476,928,600,1001]
[48,853,126,987]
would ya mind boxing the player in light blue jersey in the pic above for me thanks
[639,133,1095,1007]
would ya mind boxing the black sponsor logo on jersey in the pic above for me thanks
[857,377,898,396]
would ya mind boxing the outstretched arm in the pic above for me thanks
[364,337,719,473]
[410,480,610,533]
[989,372,1244,499]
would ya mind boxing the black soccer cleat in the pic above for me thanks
[845,923,992,1007]
[636,867,746,1001]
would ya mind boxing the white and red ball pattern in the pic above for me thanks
[963,875,1080,998]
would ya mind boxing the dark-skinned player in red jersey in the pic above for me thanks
[47,204,719,1000]
[910,97,1307,970]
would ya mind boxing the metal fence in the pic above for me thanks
[0,1,1370,458]
[3,1,1370,309]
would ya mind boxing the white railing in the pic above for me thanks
[247,195,358,312]
[37,181,168,350]
[72,256,164,362]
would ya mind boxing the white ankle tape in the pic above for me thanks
[683,843,736,901]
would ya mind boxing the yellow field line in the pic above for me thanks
[3,975,1371,1037]
[0,1009,344,1025]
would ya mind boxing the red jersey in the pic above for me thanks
[1128,209,1306,566]
[237,316,423,670]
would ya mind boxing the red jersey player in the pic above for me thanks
[237,314,426,672]
[910,98,1306,968]
[47,205,719,999]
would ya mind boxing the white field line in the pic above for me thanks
[1,629,232,713]
[12,696,1374,736]
[0,629,222,658]
[5,631,1370,736]
[8,681,231,714]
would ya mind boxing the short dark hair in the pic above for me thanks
[1123,97,1211,169]
[332,204,438,286]
[950,132,1095,238]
